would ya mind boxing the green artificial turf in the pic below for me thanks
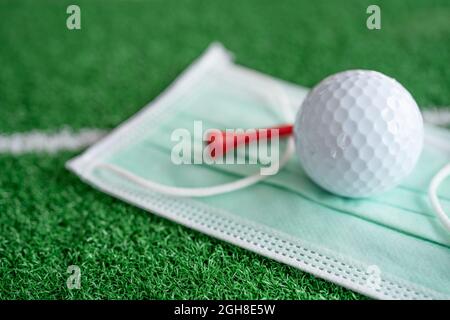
[0,0,448,299]
[0,153,362,299]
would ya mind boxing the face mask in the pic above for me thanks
[67,43,450,299]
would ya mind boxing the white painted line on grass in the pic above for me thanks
[0,128,107,155]
[422,107,450,127]
[0,108,448,155]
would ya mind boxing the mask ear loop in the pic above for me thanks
[429,163,450,232]
[97,83,296,197]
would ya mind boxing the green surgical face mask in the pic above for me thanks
[68,43,450,299]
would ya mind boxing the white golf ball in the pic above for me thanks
[294,70,424,198]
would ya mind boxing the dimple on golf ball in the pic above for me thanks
[294,70,424,198]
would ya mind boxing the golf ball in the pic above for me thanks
[294,70,424,198]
